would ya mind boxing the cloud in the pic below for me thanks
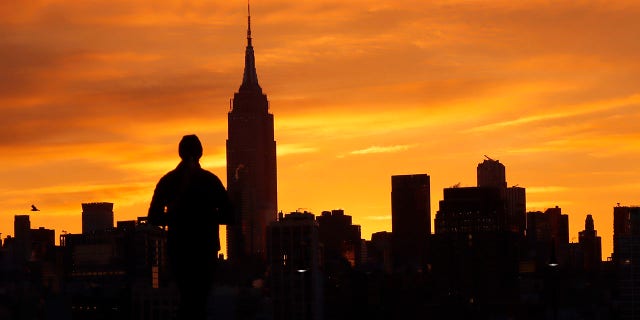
[365,215,391,221]
[527,201,572,211]
[1,0,639,257]
[526,186,569,194]
[277,144,318,156]
[349,145,414,155]
[467,94,640,133]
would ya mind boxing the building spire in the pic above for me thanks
[240,0,261,92]
[247,1,252,46]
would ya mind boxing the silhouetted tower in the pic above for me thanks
[14,214,30,242]
[316,209,362,268]
[391,174,430,271]
[14,215,31,262]
[226,5,278,263]
[477,156,507,188]
[81,202,114,234]
[267,211,323,320]
[578,214,602,271]
[613,205,639,262]
[477,157,526,234]
[526,206,570,268]
[30,226,55,263]
[612,205,640,320]
[435,187,505,233]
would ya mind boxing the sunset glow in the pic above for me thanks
[2,0,640,259]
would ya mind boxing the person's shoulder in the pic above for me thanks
[199,168,223,182]
[157,168,180,183]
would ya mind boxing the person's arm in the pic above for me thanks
[148,178,169,227]
[212,176,234,225]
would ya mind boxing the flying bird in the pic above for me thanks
[31,205,40,211]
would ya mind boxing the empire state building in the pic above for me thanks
[226,9,278,263]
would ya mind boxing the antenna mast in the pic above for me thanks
[247,0,252,43]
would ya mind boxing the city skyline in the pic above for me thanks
[2,1,640,260]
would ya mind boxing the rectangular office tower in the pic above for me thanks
[612,205,640,320]
[391,174,430,272]
[81,202,114,234]
[267,211,323,320]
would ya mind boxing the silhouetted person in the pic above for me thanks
[148,134,233,320]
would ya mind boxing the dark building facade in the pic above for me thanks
[431,160,524,316]
[477,157,526,234]
[505,186,526,235]
[525,207,570,269]
[612,205,640,319]
[266,211,322,320]
[226,12,278,263]
[477,156,507,189]
[391,174,430,271]
[435,186,505,234]
[578,214,602,271]
[81,202,114,234]
[13,215,31,262]
[316,209,362,268]
[61,217,171,320]
[613,205,639,262]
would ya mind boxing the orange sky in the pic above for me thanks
[1,0,639,260]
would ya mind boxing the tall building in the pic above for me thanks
[613,205,639,262]
[525,207,570,268]
[367,231,393,274]
[477,156,507,189]
[13,215,31,263]
[316,209,362,268]
[266,211,323,320]
[81,202,114,234]
[505,186,526,235]
[578,214,602,271]
[612,205,640,319]
[391,174,430,271]
[477,157,526,234]
[62,218,172,319]
[226,8,278,263]
[431,161,522,310]
[435,186,505,234]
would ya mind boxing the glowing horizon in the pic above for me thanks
[2,1,640,260]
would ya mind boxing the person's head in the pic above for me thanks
[178,134,203,161]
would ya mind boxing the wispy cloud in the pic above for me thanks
[526,186,568,194]
[277,144,318,156]
[527,201,572,211]
[1,0,639,256]
[349,144,414,155]
[467,94,640,133]
[365,215,391,221]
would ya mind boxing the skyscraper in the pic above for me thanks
[431,160,522,308]
[525,206,570,268]
[81,202,114,234]
[391,174,430,271]
[477,157,526,234]
[316,209,362,268]
[612,205,640,320]
[477,156,507,189]
[14,215,31,262]
[226,7,278,263]
[578,214,602,271]
[266,211,323,320]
